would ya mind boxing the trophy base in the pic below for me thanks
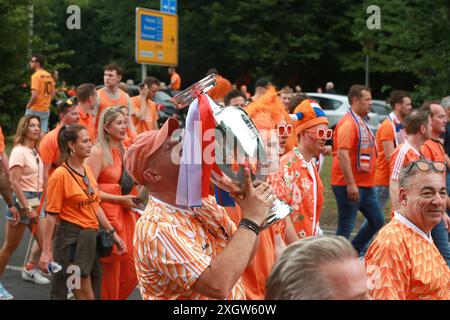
[260,199,293,230]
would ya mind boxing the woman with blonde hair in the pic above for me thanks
[85,107,139,300]
[0,115,47,299]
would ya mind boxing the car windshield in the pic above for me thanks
[308,96,342,110]
[371,102,390,115]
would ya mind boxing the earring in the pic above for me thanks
[155,175,161,181]
[69,148,75,156]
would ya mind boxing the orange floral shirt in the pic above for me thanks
[134,195,246,300]
[366,212,450,300]
[269,147,323,239]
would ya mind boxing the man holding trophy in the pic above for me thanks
[124,75,289,300]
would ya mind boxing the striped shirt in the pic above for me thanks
[133,195,246,300]
[389,141,421,181]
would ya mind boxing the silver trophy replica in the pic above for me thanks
[170,74,292,230]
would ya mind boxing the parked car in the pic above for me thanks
[371,99,391,124]
[305,93,381,135]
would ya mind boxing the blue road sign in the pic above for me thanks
[161,0,177,14]
[141,14,163,42]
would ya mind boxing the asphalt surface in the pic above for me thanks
[0,197,142,300]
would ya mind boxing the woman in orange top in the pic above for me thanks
[86,107,139,300]
[39,124,125,300]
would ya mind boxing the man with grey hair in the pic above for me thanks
[325,81,336,94]
[366,160,450,300]
[265,236,370,300]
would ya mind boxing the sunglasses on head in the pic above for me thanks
[304,128,333,140]
[404,160,446,175]
[277,124,293,137]
[82,175,95,195]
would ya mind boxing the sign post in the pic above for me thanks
[135,7,178,74]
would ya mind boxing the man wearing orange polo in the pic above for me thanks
[168,67,181,91]
[420,101,450,266]
[130,77,159,134]
[389,109,431,212]
[374,91,412,211]
[331,85,384,255]
[366,160,450,300]
[25,53,55,133]
[40,99,80,185]
[206,68,232,104]
[76,83,97,142]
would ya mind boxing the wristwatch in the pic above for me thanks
[107,228,116,235]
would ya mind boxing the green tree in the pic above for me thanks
[0,0,29,134]
[342,0,450,102]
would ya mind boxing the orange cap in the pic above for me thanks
[124,117,179,185]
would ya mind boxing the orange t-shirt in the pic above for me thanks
[29,69,55,112]
[270,147,323,238]
[208,75,232,102]
[45,164,100,229]
[421,139,445,163]
[77,107,97,143]
[134,196,246,300]
[130,96,159,134]
[374,118,395,186]
[331,114,376,187]
[96,87,130,136]
[366,212,450,300]
[389,142,421,181]
[39,124,62,176]
[0,126,5,154]
[226,205,276,300]
[170,72,181,90]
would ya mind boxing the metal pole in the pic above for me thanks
[365,55,369,87]
[141,64,147,82]
[28,0,33,56]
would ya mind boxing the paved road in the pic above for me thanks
[0,197,141,300]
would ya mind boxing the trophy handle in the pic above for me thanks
[170,73,217,109]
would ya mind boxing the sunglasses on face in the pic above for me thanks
[304,128,333,140]
[404,160,446,175]
[277,124,293,137]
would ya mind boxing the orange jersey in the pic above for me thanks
[134,195,246,300]
[170,72,181,90]
[29,69,55,112]
[208,75,232,102]
[39,124,62,176]
[331,113,376,187]
[374,118,396,186]
[45,164,100,229]
[269,147,323,238]
[0,126,5,154]
[389,141,421,181]
[77,107,97,143]
[225,205,276,300]
[130,96,159,134]
[366,212,450,300]
[421,139,445,163]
